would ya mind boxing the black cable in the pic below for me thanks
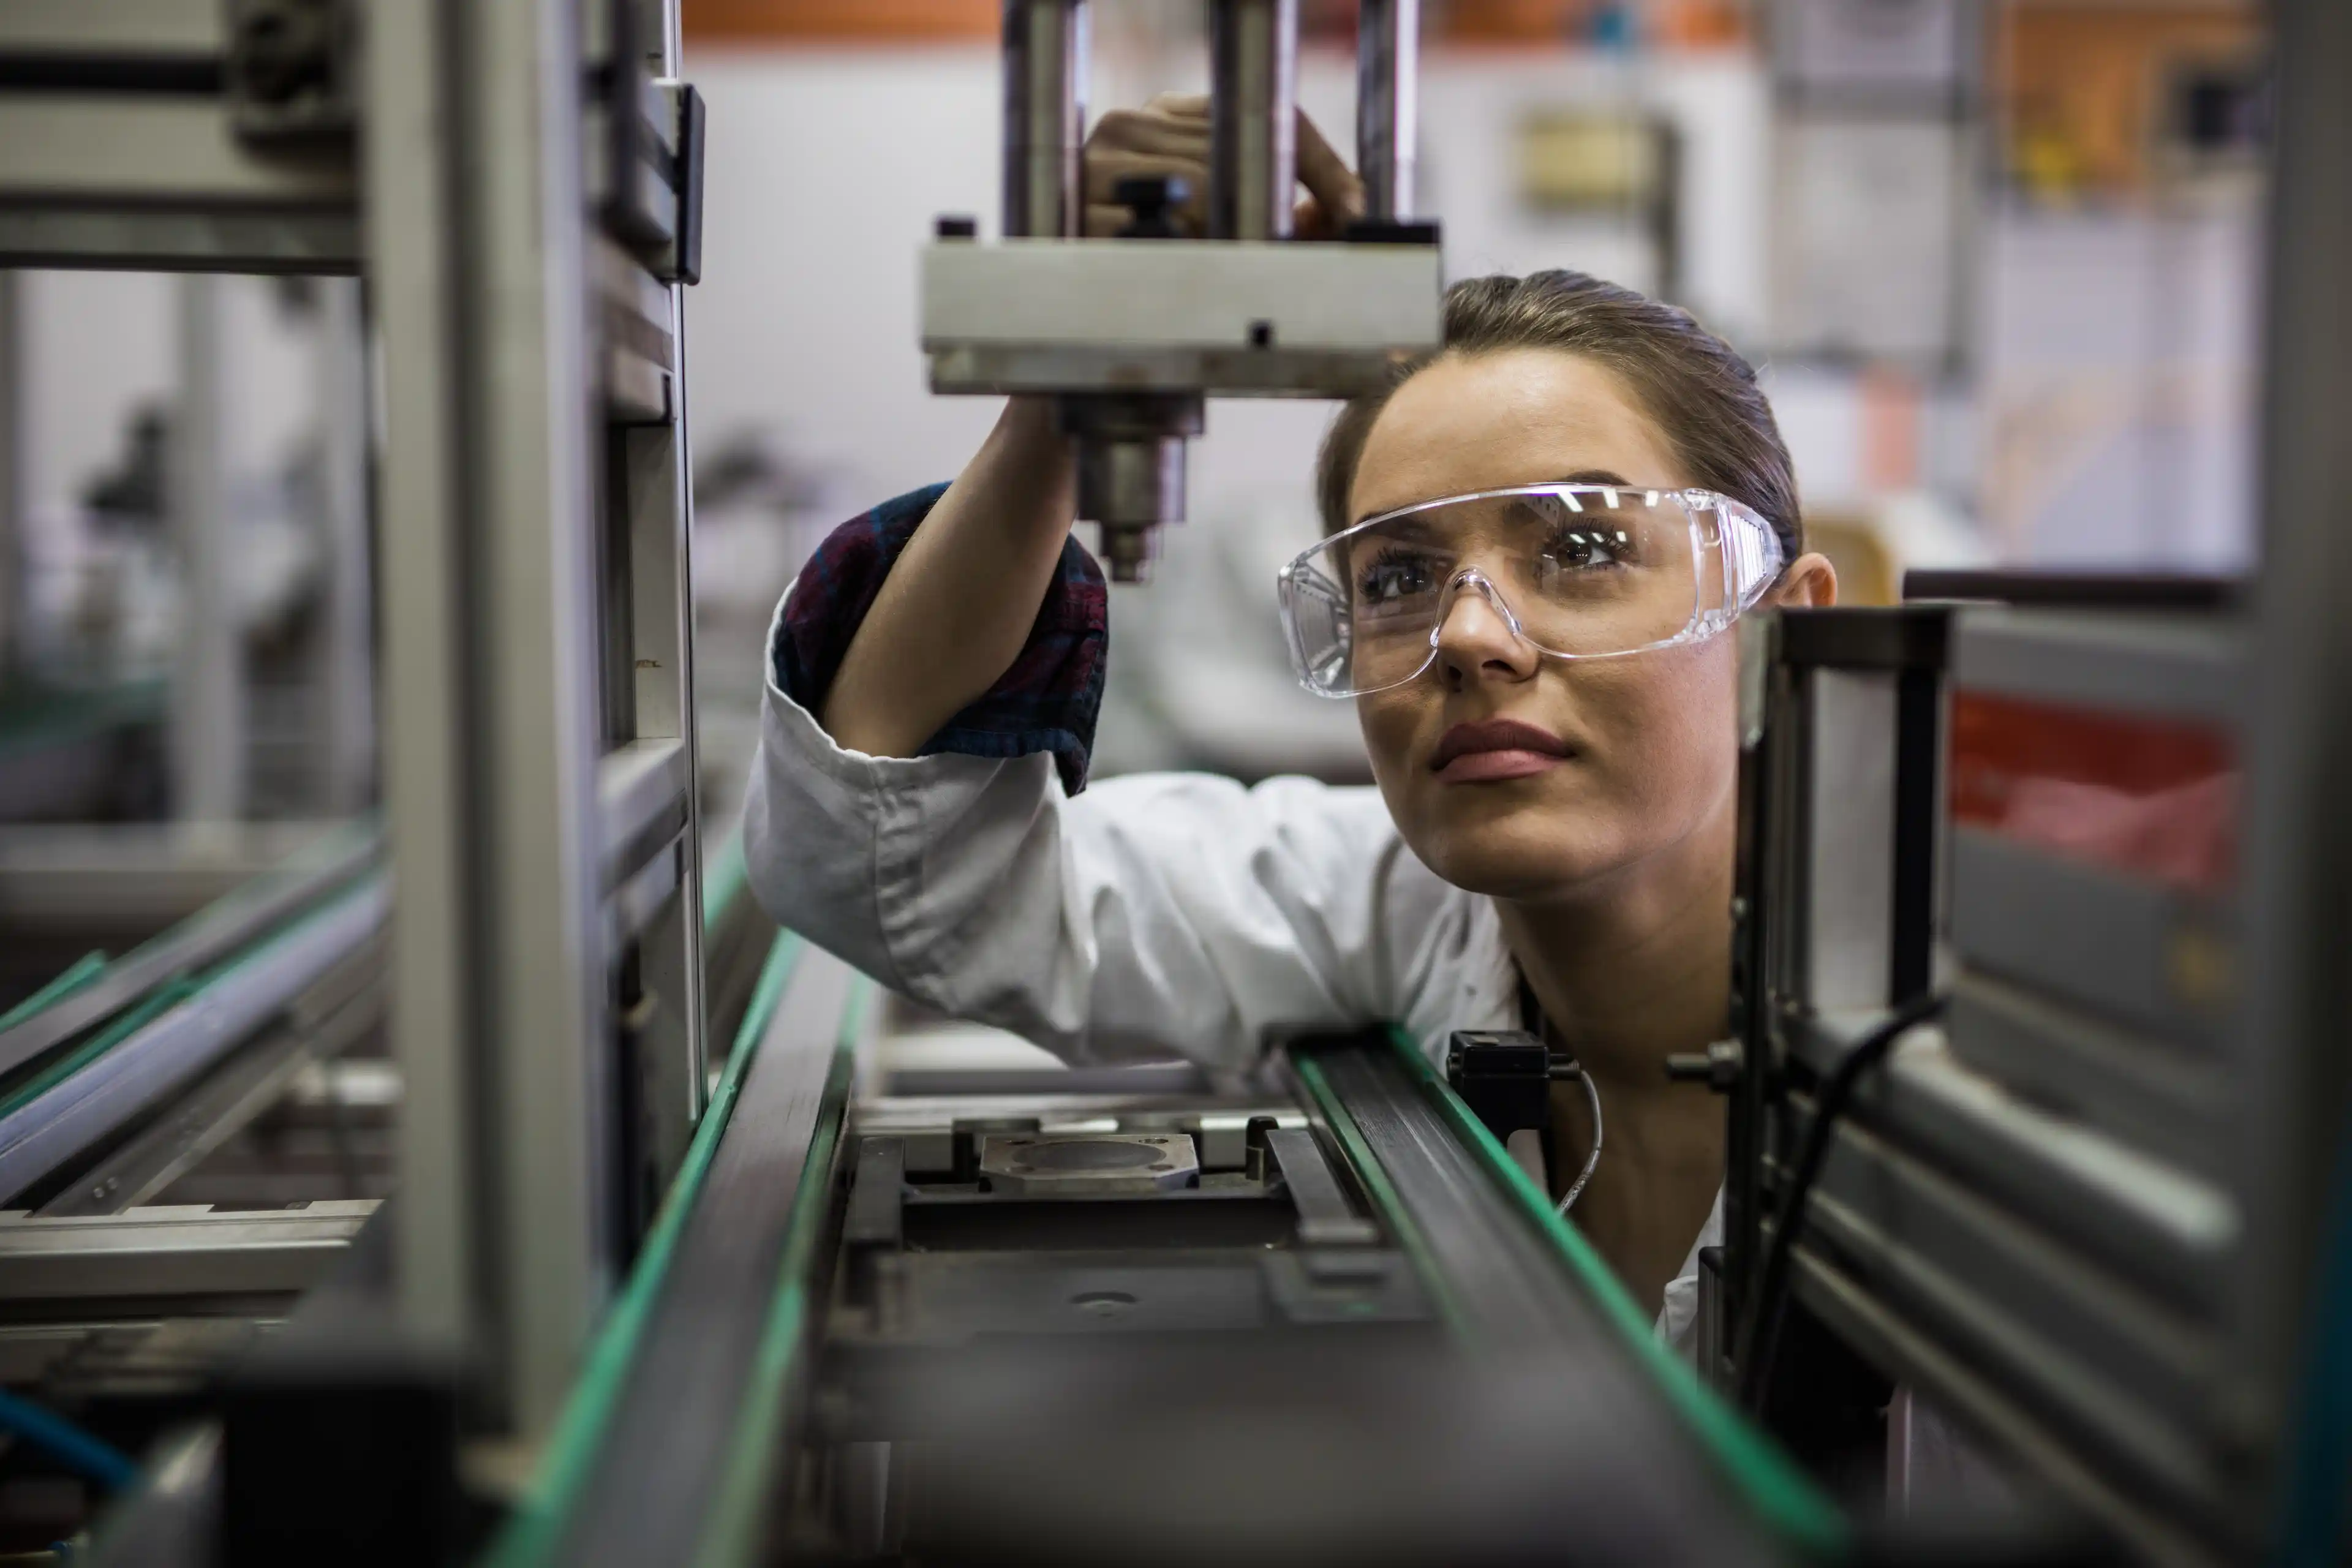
[1733,991,1947,1414]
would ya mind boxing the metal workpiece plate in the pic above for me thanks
[977,1131,1200,1197]
[922,239,1442,353]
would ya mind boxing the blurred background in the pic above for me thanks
[0,0,2268,840]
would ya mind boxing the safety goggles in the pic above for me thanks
[1276,482,1786,699]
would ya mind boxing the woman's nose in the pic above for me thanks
[1434,578,1540,688]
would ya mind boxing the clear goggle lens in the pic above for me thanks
[1276,483,1784,698]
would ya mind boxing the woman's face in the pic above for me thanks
[1350,348,1811,903]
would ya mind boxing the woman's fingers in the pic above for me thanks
[1088,101,1210,160]
[1085,97,1363,238]
[1294,109,1366,232]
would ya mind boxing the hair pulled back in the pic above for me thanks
[1315,270,1802,562]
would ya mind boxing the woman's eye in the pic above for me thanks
[1542,528,1622,571]
[1357,554,1439,606]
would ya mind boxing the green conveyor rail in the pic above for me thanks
[700,824,751,933]
[483,929,809,1568]
[0,952,108,1033]
[1377,1025,1850,1561]
[693,979,868,1568]
[0,816,380,1063]
[0,875,386,1120]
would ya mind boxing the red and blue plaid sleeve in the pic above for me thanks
[772,483,1109,795]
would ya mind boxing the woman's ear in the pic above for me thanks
[1776,551,1839,609]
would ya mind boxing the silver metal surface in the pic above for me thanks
[1263,1128,1377,1246]
[930,343,1413,399]
[599,738,691,883]
[2230,0,2352,1461]
[0,272,18,677]
[0,97,353,205]
[921,239,1441,358]
[1057,394,1202,583]
[171,275,244,823]
[369,0,710,1441]
[1355,0,1419,220]
[0,1200,375,1303]
[1001,0,1087,239]
[978,1131,1201,1196]
[314,279,376,810]
[0,0,224,51]
[0,208,360,274]
[1208,0,1297,241]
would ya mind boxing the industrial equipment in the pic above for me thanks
[918,0,1442,579]
[1696,7,2352,1537]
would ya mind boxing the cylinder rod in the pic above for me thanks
[1355,0,1418,220]
[1003,0,1088,238]
[1209,0,1297,241]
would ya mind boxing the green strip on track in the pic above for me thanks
[701,828,750,933]
[1291,1049,1471,1335]
[1379,1027,1849,1559]
[0,951,108,1033]
[482,930,806,1568]
[693,978,871,1568]
[0,878,382,1118]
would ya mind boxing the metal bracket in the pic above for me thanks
[224,0,360,146]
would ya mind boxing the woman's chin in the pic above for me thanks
[1415,816,1630,902]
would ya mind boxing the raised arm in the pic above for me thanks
[819,396,1074,760]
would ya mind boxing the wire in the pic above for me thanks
[1733,992,1947,1414]
[1556,1068,1603,1215]
[0,1389,138,1492]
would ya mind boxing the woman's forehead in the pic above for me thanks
[1349,350,1688,523]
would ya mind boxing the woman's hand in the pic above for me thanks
[1083,92,1366,238]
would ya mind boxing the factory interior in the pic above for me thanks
[0,0,2343,1562]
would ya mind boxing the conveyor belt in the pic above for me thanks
[1294,1028,1848,1559]
[486,933,864,1567]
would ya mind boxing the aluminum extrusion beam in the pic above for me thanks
[0,1199,375,1303]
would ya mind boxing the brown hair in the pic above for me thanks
[1315,270,1803,561]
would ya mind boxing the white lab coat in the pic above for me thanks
[743,594,1720,1351]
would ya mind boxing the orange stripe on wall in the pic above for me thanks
[685,0,997,42]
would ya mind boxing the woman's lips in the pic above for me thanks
[1430,718,1572,783]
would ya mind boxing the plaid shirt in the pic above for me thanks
[772,483,1109,794]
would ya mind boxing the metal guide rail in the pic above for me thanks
[0,822,386,1212]
[482,1015,1840,1567]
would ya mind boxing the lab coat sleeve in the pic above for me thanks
[743,599,1453,1069]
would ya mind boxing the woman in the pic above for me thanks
[745,99,1837,1346]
